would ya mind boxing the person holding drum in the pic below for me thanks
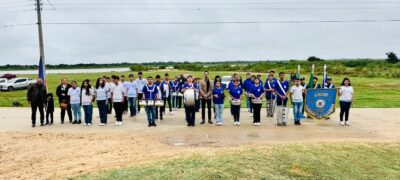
[213,81,225,126]
[135,72,147,114]
[274,72,290,126]
[264,75,276,117]
[194,78,201,112]
[182,75,197,127]
[229,79,243,126]
[142,76,160,127]
[160,73,174,115]
[243,73,253,113]
[249,78,264,126]
[154,75,163,120]
[171,76,181,110]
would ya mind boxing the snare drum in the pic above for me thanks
[177,92,184,97]
[172,92,178,96]
[247,93,253,97]
[251,98,263,104]
[230,99,242,106]
[184,89,196,107]
[155,100,164,107]
[147,100,155,106]
[139,100,147,107]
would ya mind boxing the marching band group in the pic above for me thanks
[27,70,354,128]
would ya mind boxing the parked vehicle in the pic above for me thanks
[0,78,7,84]
[0,78,36,91]
[221,76,232,89]
[0,74,17,79]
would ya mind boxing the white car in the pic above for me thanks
[0,78,37,91]
[221,76,232,89]
[0,78,7,84]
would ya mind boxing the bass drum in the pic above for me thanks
[184,89,196,107]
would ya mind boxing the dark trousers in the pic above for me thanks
[178,96,183,108]
[31,102,44,125]
[107,98,113,114]
[201,99,212,121]
[114,102,123,122]
[252,103,262,123]
[340,101,352,121]
[185,105,196,126]
[231,105,241,122]
[46,111,53,123]
[155,106,163,120]
[162,96,172,113]
[137,93,144,112]
[60,105,72,122]
[123,97,128,112]
[248,97,253,113]
[195,99,200,112]
[97,100,108,124]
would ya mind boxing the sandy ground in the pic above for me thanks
[0,107,399,179]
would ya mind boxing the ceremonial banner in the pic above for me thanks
[305,89,337,120]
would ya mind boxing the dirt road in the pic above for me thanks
[0,108,399,179]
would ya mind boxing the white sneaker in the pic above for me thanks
[99,123,105,126]
[119,121,123,126]
[115,122,119,126]
[345,121,350,126]
[253,123,257,126]
[237,122,241,126]
[250,113,253,117]
[257,123,261,126]
[233,122,237,126]
[340,121,345,126]
[83,123,88,126]
[169,112,174,115]
[88,123,92,126]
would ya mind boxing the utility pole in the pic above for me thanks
[35,0,46,84]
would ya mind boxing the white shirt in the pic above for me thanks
[106,82,112,98]
[67,87,81,104]
[126,81,138,98]
[339,86,354,102]
[121,81,129,97]
[290,85,304,102]
[111,83,125,102]
[135,78,147,93]
[81,88,94,105]
[96,86,108,101]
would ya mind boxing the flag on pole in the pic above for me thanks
[38,57,46,85]
[322,64,327,88]
[308,64,315,89]
[296,64,301,79]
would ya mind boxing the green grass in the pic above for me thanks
[77,143,400,180]
[1,70,399,108]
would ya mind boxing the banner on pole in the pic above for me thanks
[305,89,337,120]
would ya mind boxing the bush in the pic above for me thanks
[386,52,399,64]
[307,56,324,62]
[130,64,150,71]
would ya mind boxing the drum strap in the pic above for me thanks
[146,85,156,99]
[314,83,319,89]
[276,81,286,96]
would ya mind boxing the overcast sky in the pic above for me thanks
[0,0,399,65]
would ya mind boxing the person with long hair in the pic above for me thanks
[249,78,264,126]
[81,80,95,126]
[68,81,81,124]
[229,79,243,126]
[339,77,354,126]
[213,81,225,126]
[56,77,72,124]
[243,73,253,113]
[95,78,108,126]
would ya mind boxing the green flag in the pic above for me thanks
[308,64,315,89]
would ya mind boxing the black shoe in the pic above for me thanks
[46,121,49,125]
[69,120,72,123]
[153,122,157,127]
[148,123,152,127]
[282,122,287,126]
[40,123,44,126]
[200,120,205,124]
[50,121,53,125]
[72,121,77,124]
[208,120,213,124]
[277,123,282,126]
[78,120,82,124]
[32,124,35,128]
[61,121,64,124]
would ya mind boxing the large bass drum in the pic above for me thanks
[184,89,196,107]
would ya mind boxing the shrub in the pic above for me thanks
[386,52,399,64]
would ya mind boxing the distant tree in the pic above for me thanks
[386,52,399,64]
[159,65,166,69]
[307,56,324,62]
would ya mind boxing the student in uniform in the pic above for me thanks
[127,74,138,117]
[264,75,276,117]
[325,76,335,89]
[213,81,225,126]
[249,78,264,126]
[290,78,305,125]
[193,78,201,112]
[135,72,147,114]
[172,76,181,110]
[68,81,82,124]
[274,72,290,126]
[306,77,321,89]
[105,77,113,114]
[111,76,125,126]
[160,73,174,115]
[95,78,108,126]
[248,75,256,117]
[46,93,54,125]
[81,80,95,126]
[120,75,129,114]
[339,78,354,126]
[243,73,253,112]
[182,75,197,127]
[300,76,307,118]
[142,76,160,127]
[229,79,243,126]
[177,74,186,109]
[154,75,163,120]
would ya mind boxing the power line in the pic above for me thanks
[0,23,35,28]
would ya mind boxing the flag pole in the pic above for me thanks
[36,0,46,88]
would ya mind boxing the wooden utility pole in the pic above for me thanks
[35,0,46,72]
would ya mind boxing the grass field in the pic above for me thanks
[78,143,400,180]
[1,70,399,108]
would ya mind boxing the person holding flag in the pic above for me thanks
[274,72,290,126]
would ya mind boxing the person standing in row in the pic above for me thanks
[46,93,54,125]
[27,79,47,127]
[307,77,321,89]
[213,81,225,126]
[160,73,174,115]
[127,74,138,117]
[105,77,113,114]
[264,75,276,117]
[339,78,354,126]
[142,76,159,127]
[56,78,72,124]
[250,78,264,126]
[290,78,305,125]
[154,75,163,120]
[135,72,147,114]
[177,74,186,109]
[243,73,253,113]
[194,78,201,112]
[68,81,82,124]
[182,75,197,127]
[274,72,290,126]
[121,75,129,114]
[95,78,108,126]
[300,76,307,118]
[111,76,125,126]
[199,71,213,125]
[229,79,243,126]
[81,80,95,126]
[171,76,181,110]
